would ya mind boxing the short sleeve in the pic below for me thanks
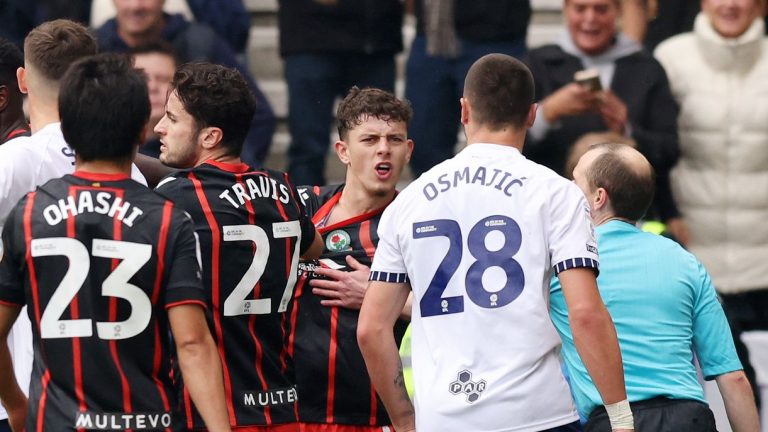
[369,199,409,284]
[0,202,26,307]
[548,182,599,275]
[163,211,207,309]
[691,261,742,379]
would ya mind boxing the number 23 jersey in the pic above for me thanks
[0,171,205,432]
[370,144,599,431]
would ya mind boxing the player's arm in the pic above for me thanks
[312,256,414,319]
[168,304,231,432]
[714,370,759,432]
[558,268,633,432]
[302,228,323,260]
[0,304,26,432]
[358,280,414,432]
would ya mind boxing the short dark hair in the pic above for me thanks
[336,87,413,140]
[129,40,178,63]
[585,143,655,221]
[170,62,256,157]
[24,19,97,82]
[0,38,23,86]
[463,54,534,130]
[60,53,150,162]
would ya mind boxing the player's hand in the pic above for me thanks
[310,256,371,310]
[598,91,629,134]
[541,83,600,122]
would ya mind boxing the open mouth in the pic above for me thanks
[375,162,392,179]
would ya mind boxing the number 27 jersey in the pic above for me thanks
[155,160,316,429]
[370,144,599,431]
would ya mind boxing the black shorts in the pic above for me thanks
[585,397,716,432]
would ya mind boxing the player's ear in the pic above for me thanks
[335,139,351,165]
[17,67,28,94]
[200,126,223,150]
[405,138,414,163]
[460,97,470,125]
[0,85,8,111]
[526,103,537,128]
[594,187,609,212]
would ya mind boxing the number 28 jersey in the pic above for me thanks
[155,160,316,429]
[370,144,599,432]
[0,172,205,432]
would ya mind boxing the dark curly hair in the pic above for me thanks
[0,37,23,86]
[170,62,257,157]
[336,87,412,140]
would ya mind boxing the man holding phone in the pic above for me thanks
[523,0,682,239]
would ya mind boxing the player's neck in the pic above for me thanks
[195,149,241,167]
[331,184,394,224]
[594,212,635,227]
[75,158,133,177]
[466,127,525,151]
[28,94,60,133]
[0,115,28,141]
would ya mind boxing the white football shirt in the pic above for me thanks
[0,124,147,421]
[370,143,599,431]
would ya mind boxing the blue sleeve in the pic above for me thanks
[211,37,277,167]
[691,260,743,380]
[186,0,250,53]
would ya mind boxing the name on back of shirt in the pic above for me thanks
[422,166,527,201]
[42,191,143,227]
[219,176,290,208]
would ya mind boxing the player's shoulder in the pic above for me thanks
[155,168,196,195]
[297,183,344,214]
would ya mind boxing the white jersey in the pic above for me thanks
[0,124,146,421]
[370,144,599,431]
[0,123,147,249]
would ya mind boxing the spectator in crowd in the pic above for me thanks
[278,0,403,186]
[655,0,768,407]
[405,0,531,177]
[0,38,28,144]
[552,142,760,432]
[524,0,684,242]
[90,0,250,55]
[131,41,176,159]
[0,0,91,49]
[96,0,276,167]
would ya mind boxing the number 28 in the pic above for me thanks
[414,216,525,317]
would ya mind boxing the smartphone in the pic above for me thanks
[574,69,602,92]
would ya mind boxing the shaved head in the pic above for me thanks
[574,143,655,221]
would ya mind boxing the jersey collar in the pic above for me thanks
[73,170,130,182]
[203,159,251,173]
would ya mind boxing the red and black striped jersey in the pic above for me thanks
[291,184,409,426]
[0,171,205,432]
[154,160,315,429]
